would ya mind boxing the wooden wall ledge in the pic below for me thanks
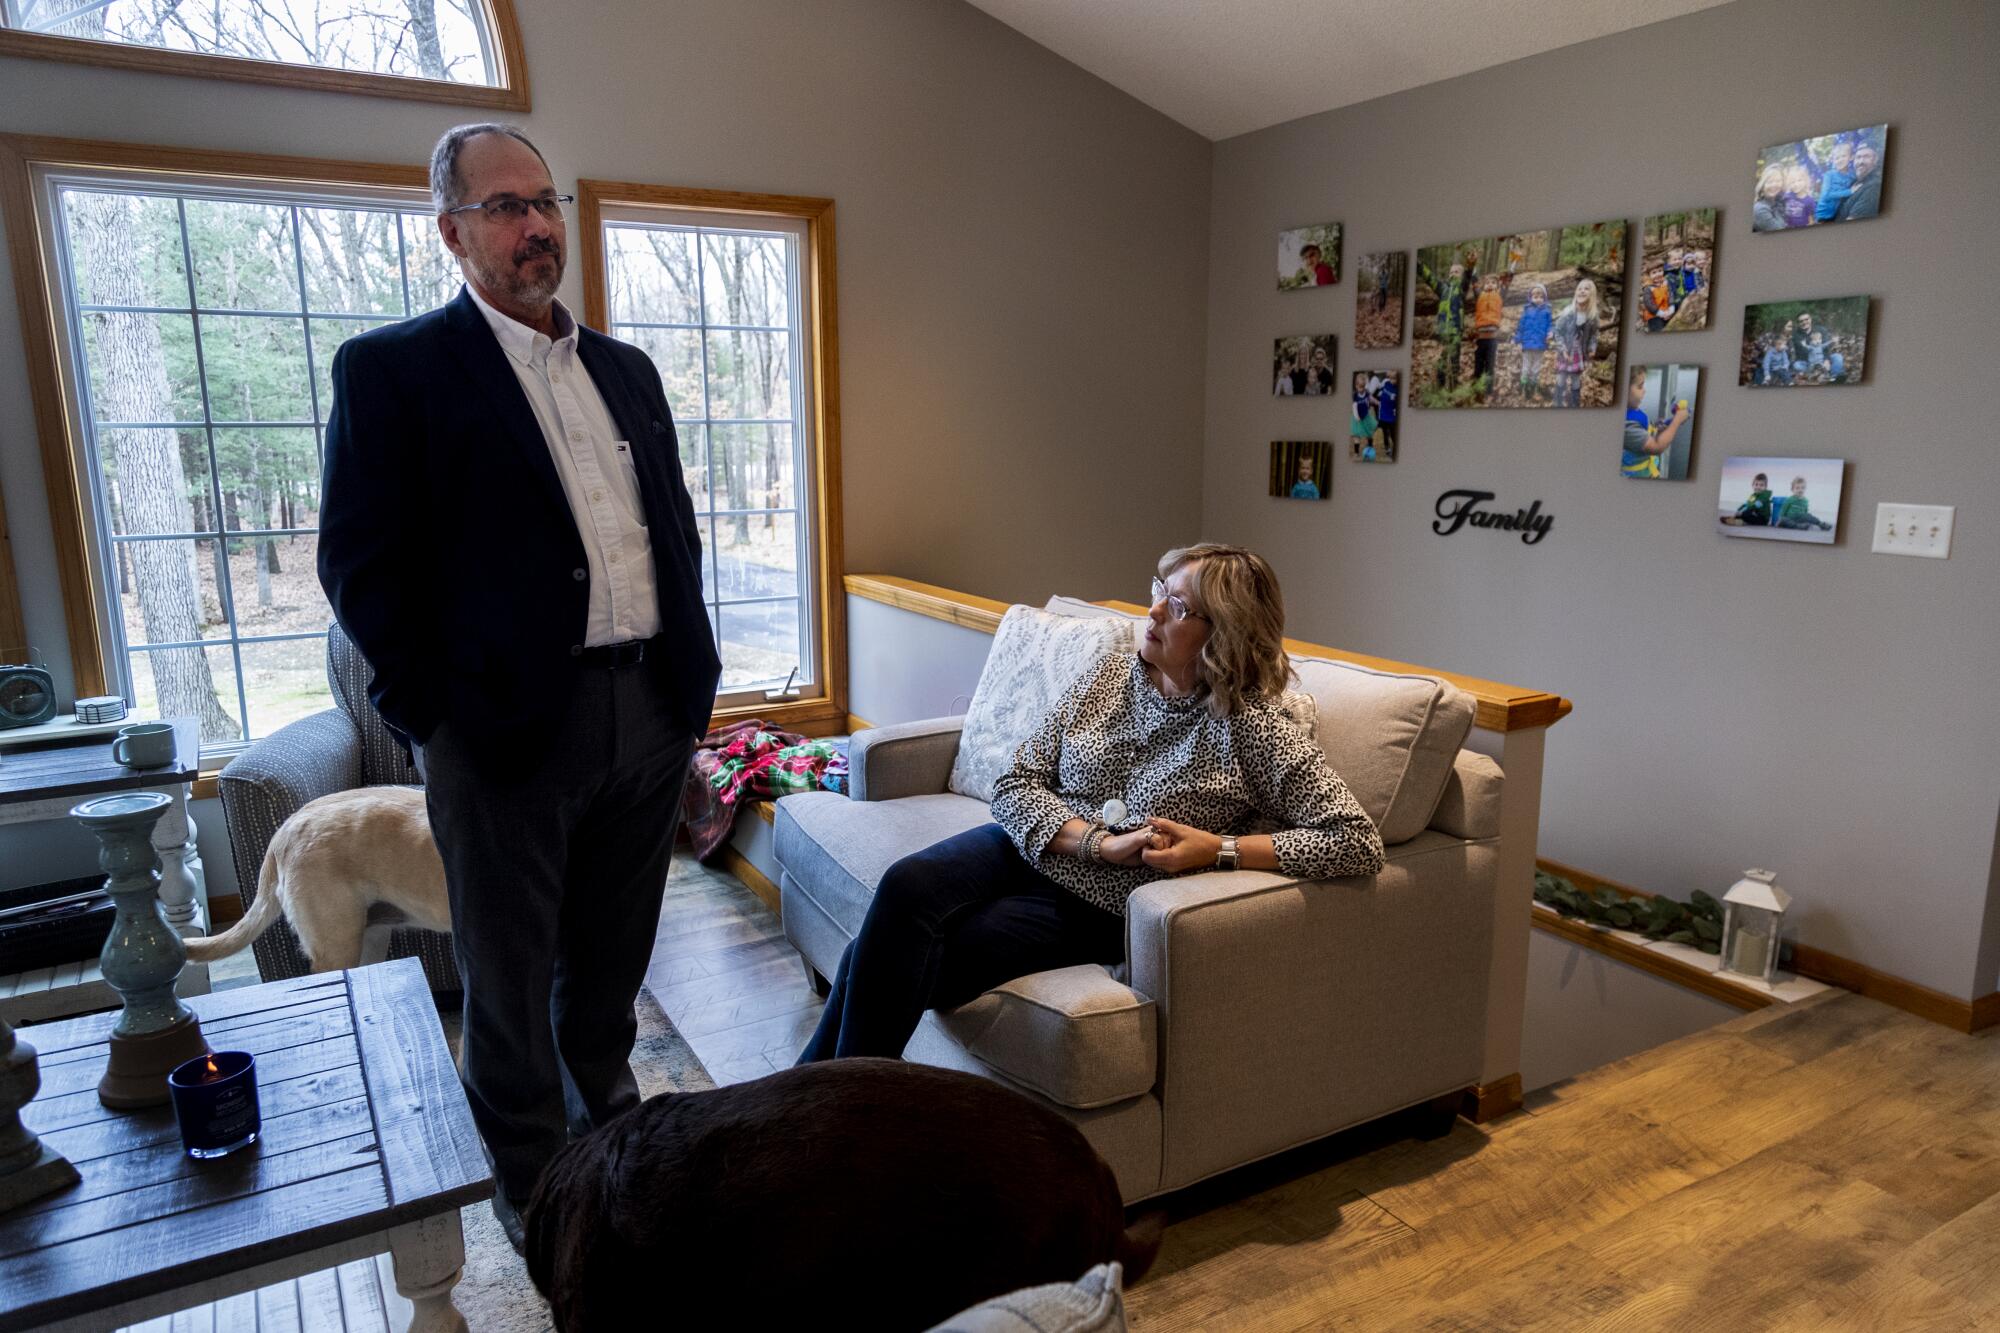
[1530,903,1825,1014]
[845,573,1571,734]
[844,574,1007,634]
[1539,856,2000,1035]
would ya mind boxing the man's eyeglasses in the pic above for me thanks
[1150,577,1209,623]
[443,193,574,224]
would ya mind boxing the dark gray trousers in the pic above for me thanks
[415,664,694,1205]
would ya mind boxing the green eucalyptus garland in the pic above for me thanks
[1532,870,1724,955]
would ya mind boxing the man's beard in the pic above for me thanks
[471,238,564,305]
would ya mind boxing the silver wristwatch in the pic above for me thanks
[1215,835,1240,872]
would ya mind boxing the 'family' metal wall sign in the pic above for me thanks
[1432,490,1553,545]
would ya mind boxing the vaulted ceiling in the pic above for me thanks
[963,0,1741,140]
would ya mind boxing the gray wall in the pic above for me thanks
[1200,0,2000,999]
[1523,926,1742,1093]
[0,0,1212,719]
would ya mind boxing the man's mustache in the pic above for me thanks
[515,240,559,264]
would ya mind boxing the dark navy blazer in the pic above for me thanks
[317,288,721,755]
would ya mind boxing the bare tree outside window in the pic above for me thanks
[607,220,810,695]
[5,0,494,83]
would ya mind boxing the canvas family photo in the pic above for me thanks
[1739,296,1869,387]
[1355,252,1407,349]
[1717,456,1844,544]
[1621,364,1699,480]
[1639,210,1714,333]
[1752,123,1887,232]
[1271,440,1333,499]
[1273,334,1339,396]
[1412,219,1625,408]
[1278,223,1342,289]
[1350,371,1400,462]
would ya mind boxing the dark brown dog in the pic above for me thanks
[524,1057,1160,1331]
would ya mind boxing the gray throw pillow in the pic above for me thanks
[925,1263,1127,1333]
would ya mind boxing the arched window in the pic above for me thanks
[0,0,528,109]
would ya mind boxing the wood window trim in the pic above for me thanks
[0,471,24,652]
[0,0,530,112]
[0,133,431,703]
[576,179,849,735]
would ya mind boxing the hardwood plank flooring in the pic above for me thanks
[1127,990,2000,1331]
[660,858,2000,1329]
[645,854,824,1084]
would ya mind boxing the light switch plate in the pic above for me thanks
[1871,503,1954,559]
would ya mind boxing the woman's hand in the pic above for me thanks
[1097,828,1154,867]
[1139,817,1223,873]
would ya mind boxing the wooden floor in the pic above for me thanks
[641,860,2000,1329]
[1127,988,2000,1331]
[644,854,825,1084]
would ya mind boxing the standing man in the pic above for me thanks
[317,124,720,1250]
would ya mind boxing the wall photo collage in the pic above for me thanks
[1265,120,1887,546]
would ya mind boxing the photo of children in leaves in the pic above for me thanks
[1349,371,1400,462]
[1273,334,1339,396]
[1278,223,1342,289]
[1751,124,1887,233]
[1412,220,1625,408]
[1354,252,1407,348]
[1639,210,1714,333]
[1620,364,1699,481]
[1717,455,1843,545]
[1270,440,1333,500]
[1739,296,1869,388]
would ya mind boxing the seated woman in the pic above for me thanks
[797,543,1386,1064]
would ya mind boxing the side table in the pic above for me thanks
[0,717,209,1023]
[0,956,492,1332]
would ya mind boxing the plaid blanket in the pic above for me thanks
[681,719,849,860]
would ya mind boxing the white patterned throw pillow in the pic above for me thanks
[949,606,1135,803]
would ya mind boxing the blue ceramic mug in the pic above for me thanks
[111,721,176,769]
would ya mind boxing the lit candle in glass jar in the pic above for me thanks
[167,1051,261,1159]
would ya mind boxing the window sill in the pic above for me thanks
[710,695,847,738]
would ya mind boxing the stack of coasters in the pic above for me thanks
[75,695,128,725]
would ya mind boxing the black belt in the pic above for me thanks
[574,636,660,668]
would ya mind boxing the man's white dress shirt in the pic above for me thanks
[468,285,662,647]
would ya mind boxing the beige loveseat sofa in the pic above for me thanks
[773,600,1505,1203]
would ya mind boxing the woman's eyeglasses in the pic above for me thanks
[1150,577,1209,623]
[443,193,574,224]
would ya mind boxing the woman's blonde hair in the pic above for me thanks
[1156,543,1293,717]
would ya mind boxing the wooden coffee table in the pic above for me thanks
[0,957,492,1332]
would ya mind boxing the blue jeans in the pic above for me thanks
[797,824,1126,1062]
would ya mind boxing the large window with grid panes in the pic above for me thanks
[33,165,458,754]
[599,204,825,708]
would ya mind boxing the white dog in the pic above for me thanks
[188,786,449,972]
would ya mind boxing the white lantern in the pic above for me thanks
[1719,869,1791,984]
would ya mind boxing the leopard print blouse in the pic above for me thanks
[989,653,1386,915]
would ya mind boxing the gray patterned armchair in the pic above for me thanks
[216,622,461,999]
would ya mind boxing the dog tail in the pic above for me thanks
[1116,1207,1166,1285]
[184,836,288,963]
